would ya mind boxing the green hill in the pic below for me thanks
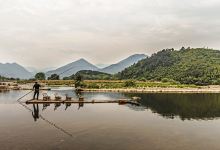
[118,48,220,85]
[65,70,114,80]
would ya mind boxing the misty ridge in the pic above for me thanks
[0,54,146,79]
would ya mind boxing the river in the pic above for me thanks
[1,88,220,150]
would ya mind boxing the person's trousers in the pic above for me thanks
[33,90,39,100]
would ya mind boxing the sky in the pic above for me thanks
[0,0,220,69]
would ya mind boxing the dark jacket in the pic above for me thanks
[33,83,41,91]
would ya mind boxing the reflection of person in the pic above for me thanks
[33,82,41,100]
[32,104,39,121]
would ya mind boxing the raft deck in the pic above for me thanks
[26,99,140,105]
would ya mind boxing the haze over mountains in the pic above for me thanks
[26,67,56,74]
[46,54,146,78]
[0,63,33,79]
[46,58,99,78]
[99,54,147,74]
[0,54,147,79]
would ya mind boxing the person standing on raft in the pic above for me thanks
[33,82,41,100]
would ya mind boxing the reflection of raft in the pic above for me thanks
[26,98,140,105]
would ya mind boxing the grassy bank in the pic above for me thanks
[17,79,198,88]
[17,80,74,86]
[82,80,198,89]
[8,79,220,93]
[81,80,220,93]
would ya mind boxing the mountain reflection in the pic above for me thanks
[125,93,220,120]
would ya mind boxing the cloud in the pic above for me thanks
[0,0,220,68]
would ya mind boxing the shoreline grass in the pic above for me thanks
[4,80,220,93]
[82,80,198,89]
[17,79,198,88]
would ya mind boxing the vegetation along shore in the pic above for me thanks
[1,79,220,93]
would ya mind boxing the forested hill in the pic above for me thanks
[117,48,220,85]
[65,70,114,80]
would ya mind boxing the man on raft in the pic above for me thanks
[33,82,41,100]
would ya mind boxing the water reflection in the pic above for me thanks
[3,89,220,121]
[29,102,73,137]
[54,103,61,111]
[32,104,39,121]
[125,103,146,111]
[78,101,84,110]
[42,103,50,111]
[27,91,220,121]
[3,90,220,149]
[65,103,71,110]
[125,93,220,120]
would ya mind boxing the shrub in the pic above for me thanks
[139,77,147,82]
[161,78,169,83]
[86,83,100,89]
[123,80,136,87]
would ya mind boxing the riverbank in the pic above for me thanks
[2,80,220,93]
[82,85,220,93]
[0,82,20,91]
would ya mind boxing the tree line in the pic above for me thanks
[34,72,60,80]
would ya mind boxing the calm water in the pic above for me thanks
[1,89,220,150]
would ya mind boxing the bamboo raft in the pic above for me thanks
[25,98,140,105]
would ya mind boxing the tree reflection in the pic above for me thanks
[125,93,220,120]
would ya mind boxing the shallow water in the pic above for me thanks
[1,89,220,150]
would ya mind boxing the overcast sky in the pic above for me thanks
[0,0,220,69]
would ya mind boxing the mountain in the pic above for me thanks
[46,58,99,78]
[99,54,147,74]
[0,63,33,79]
[118,48,220,85]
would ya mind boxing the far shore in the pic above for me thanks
[2,81,220,93]
[82,86,220,93]
[2,86,220,93]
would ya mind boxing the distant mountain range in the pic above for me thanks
[46,54,146,78]
[0,63,33,79]
[99,54,147,74]
[46,58,99,78]
[0,54,146,79]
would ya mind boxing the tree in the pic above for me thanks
[124,80,136,87]
[63,77,70,80]
[75,74,83,88]
[180,47,186,51]
[48,74,59,80]
[35,72,46,80]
